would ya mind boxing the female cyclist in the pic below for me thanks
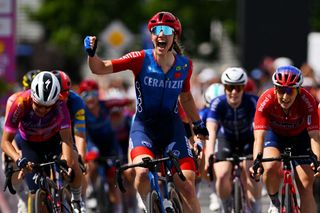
[250,65,320,213]
[1,71,84,212]
[205,67,262,212]
[83,11,208,212]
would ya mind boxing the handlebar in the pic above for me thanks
[3,157,74,194]
[252,148,319,177]
[116,150,186,193]
[207,154,253,182]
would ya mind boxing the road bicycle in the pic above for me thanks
[208,153,252,213]
[253,147,319,213]
[4,155,74,213]
[116,150,185,213]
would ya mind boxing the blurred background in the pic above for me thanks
[1,0,320,211]
[1,0,320,97]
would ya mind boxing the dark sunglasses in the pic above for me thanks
[33,101,54,110]
[275,86,296,95]
[80,90,99,99]
[151,25,175,36]
[224,85,244,92]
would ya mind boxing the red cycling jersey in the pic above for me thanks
[254,87,319,136]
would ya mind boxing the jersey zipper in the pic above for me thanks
[234,108,239,141]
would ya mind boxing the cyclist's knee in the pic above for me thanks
[263,162,281,176]
[135,167,149,184]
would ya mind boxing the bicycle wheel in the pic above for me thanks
[35,189,54,213]
[147,190,162,213]
[61,188,72,213]
[284,184,293,213]
[233,178,244,213]
[168,183,183,213]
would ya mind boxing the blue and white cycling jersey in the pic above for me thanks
[207,93,258,142]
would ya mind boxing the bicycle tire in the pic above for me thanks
[35,189,54,213]
[61,188,72,213]
[168,183,183,213]
[284,184,293,213]
[233,178,244,213]
[147,190,162,213]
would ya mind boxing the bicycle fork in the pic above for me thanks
[281,170,299,213]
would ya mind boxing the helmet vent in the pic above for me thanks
[159,12,164,21]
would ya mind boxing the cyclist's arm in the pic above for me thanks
[253,129,267,158]
[60,128,76,166]
[88,56,114,75]
[205,120,219,158]
[1,131,20,162]
[74,131,86,160]
[309,130,320,160]
[179,91,201,123]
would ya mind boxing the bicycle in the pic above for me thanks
[116,150,185,213]
[4,155,74,213]
[207,153,253,213]
[252,147,319,213]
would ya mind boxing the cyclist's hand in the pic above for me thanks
[310,162,320,177]
[193,120,209,140]
[84,35,97,57]
[249,154,264,182]
[193,141,203,158]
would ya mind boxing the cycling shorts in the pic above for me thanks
[15,132,62,193]
[215,137,253,160]
[130,119,195,172]
[264,129,311,166]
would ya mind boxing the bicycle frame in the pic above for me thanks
[116,150,185,213]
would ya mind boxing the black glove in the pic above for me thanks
[193,120,209,137]
[84,36,97,57]
[16,157,28,169]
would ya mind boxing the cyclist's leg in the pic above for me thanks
[291,131,316,212]
[295,165,315,212]
[130,130,155,209]
[243,142,262,213]
[214,138,234,199]
[167,134,201,213]
[262,130,283,211]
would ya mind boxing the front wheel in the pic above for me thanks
[168,183,183,213]
[233,178,244,213]
[147,190,162,213]
[35,189,54,213]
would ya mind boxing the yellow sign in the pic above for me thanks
[107,31,125,47]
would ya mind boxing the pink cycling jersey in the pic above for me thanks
[4,90,71,142]
[254,87,319,136]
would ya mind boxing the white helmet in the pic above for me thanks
[31,71,61,106]
[204,83,225,106]
[221,67,248,85]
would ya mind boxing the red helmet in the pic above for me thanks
[272,65,303,88]
[79,79,99,94]
[52,70,71,100]
[147,11,182,37]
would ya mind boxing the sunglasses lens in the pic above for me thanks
[81,90,98,99]
[276,86,294,95]
[225,85,243,92]
[151,25,174,36]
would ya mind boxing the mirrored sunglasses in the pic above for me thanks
[275,86,296,95]
[224,85,244,92]
[151,25,175,36]
[80,90,99,99]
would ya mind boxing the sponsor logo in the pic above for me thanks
[172,150,180,157]
[143,77,183,89]
[142,140,152,148]
[75,109,85,120]
[120,51,142,59]
[174,72,181,79]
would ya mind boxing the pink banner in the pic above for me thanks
[0,0,16,82]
